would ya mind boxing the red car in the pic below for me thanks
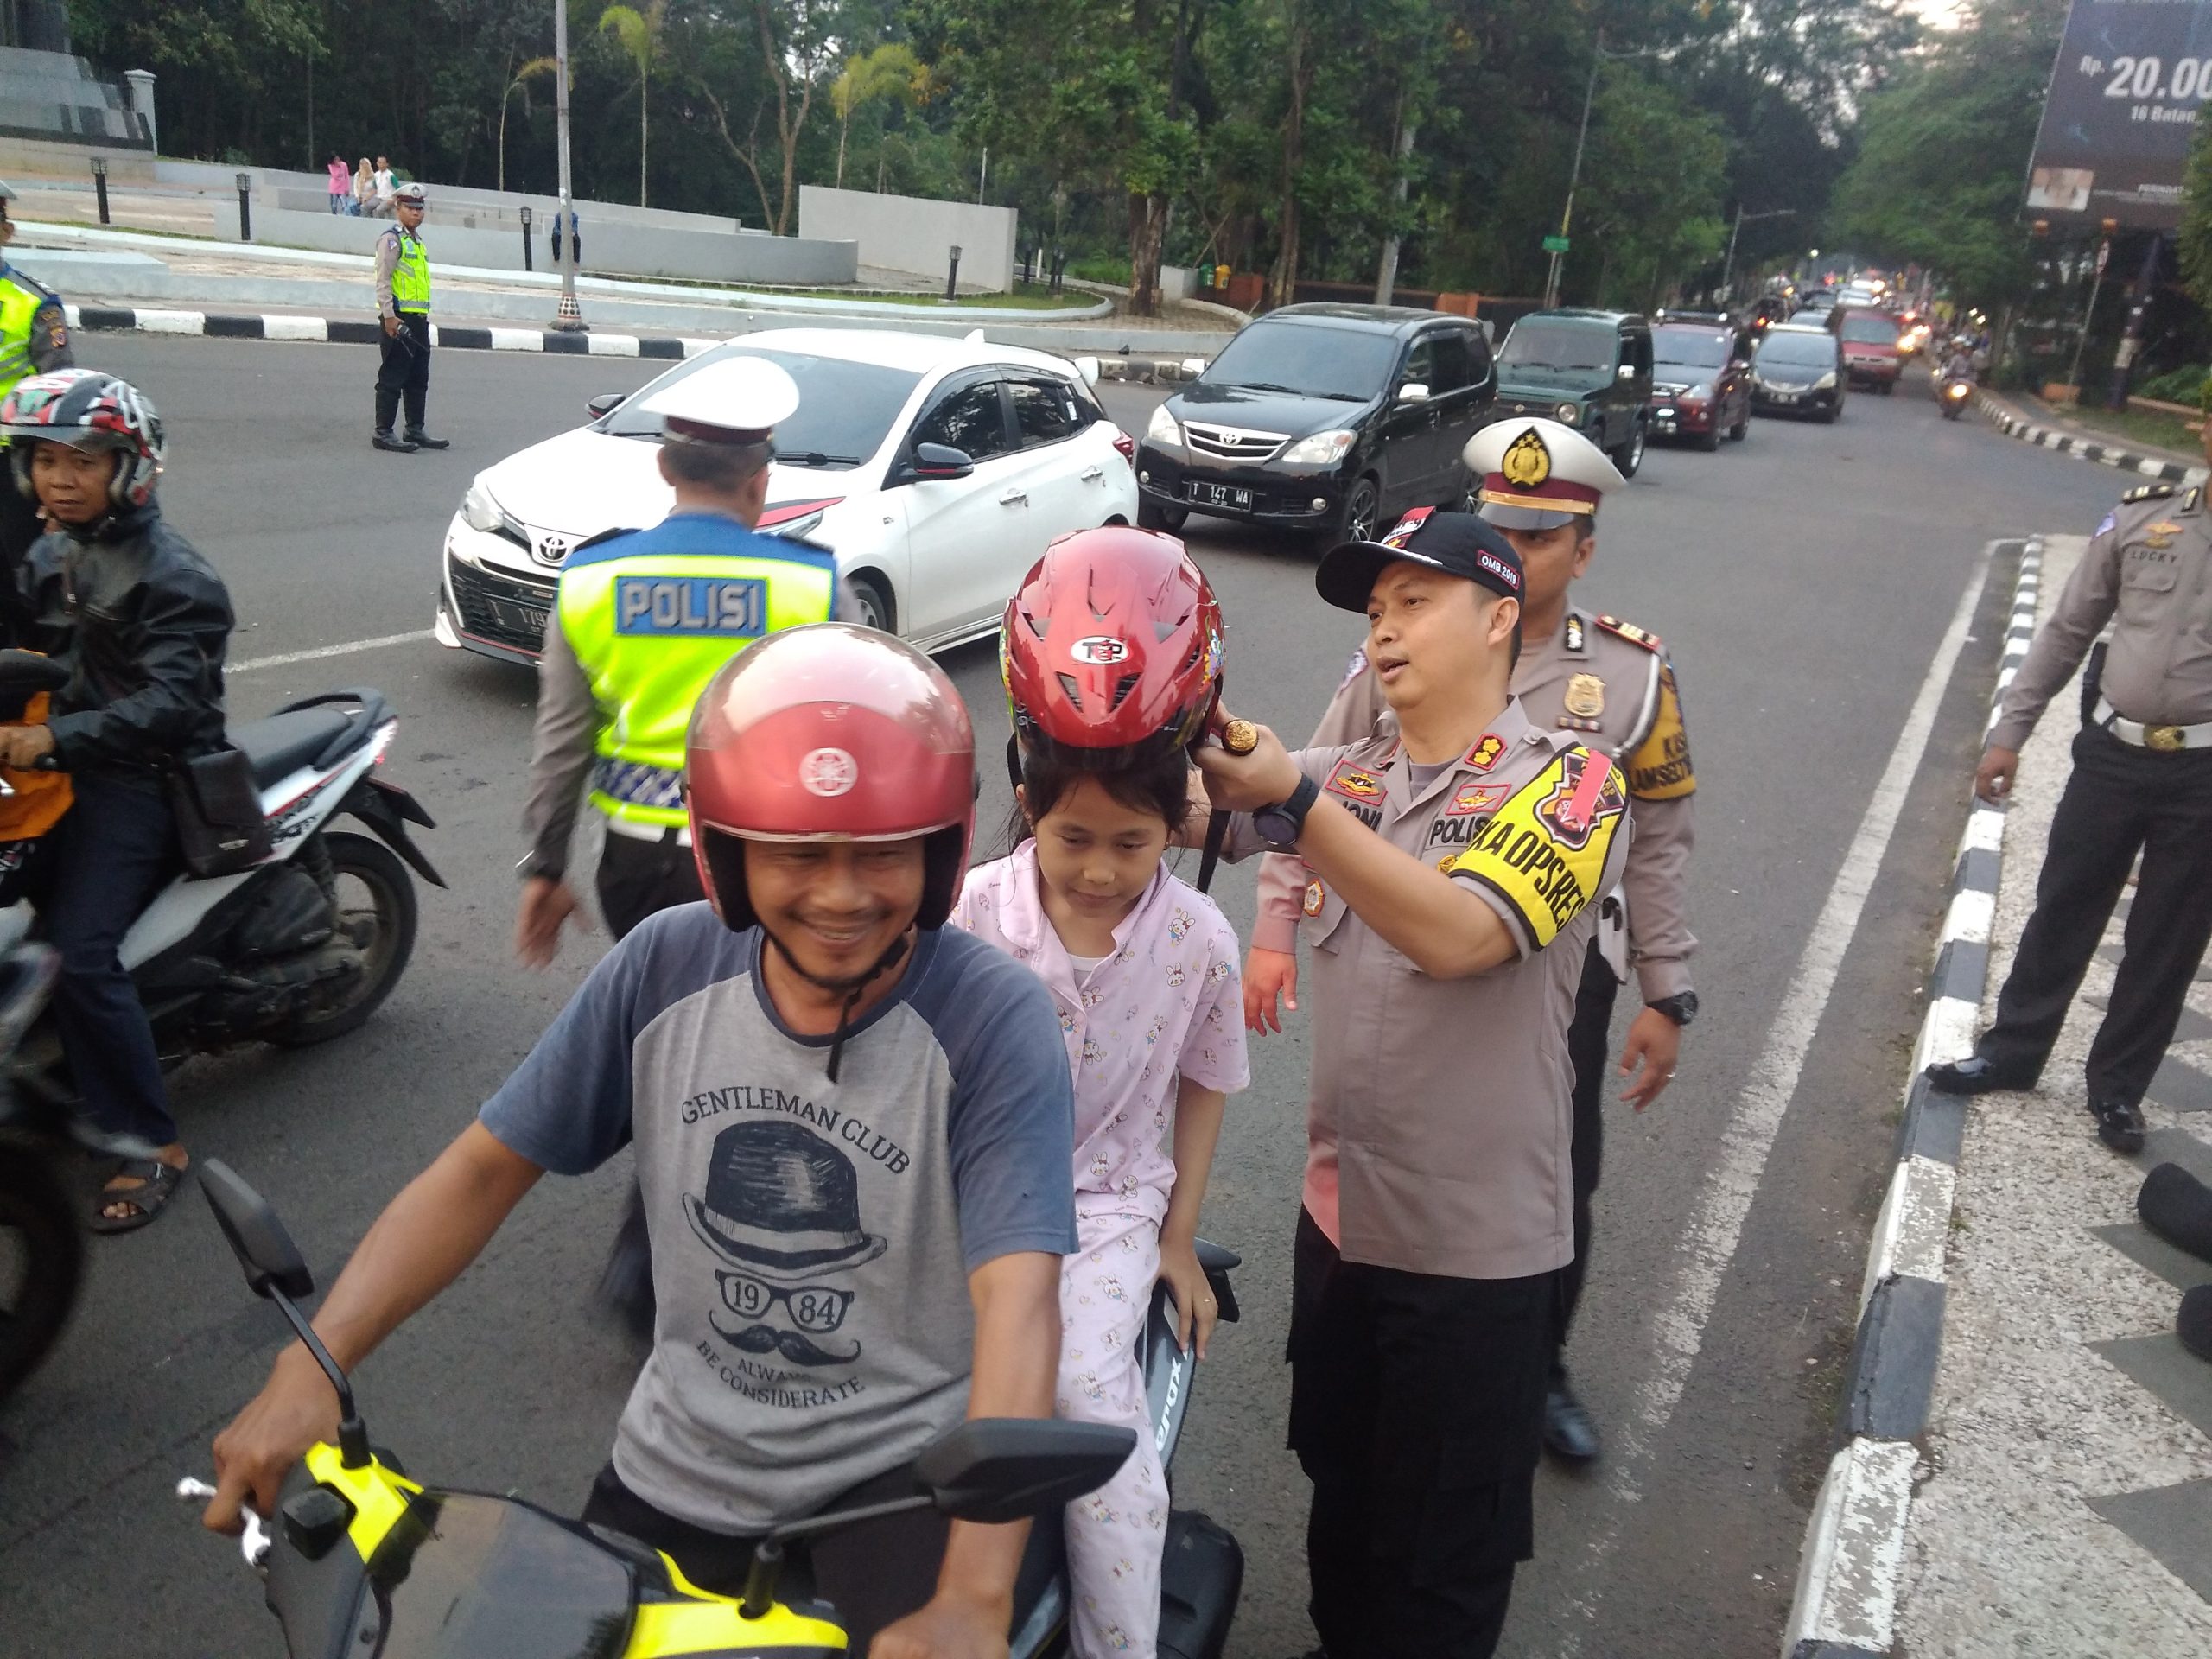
[1648,321,1753,450]
[1836,308,1904,394]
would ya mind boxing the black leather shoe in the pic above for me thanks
[2089,1096,2147,1155]
[372,430,416,453]
[1924,1052,2038,1094]
[1543,1381,1602,1463]
[404,429,451,450]
[2178,1284,2212,1363]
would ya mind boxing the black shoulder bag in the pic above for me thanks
[168,747,272,877]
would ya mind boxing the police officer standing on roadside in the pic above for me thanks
[1248,417,1696,1465]
[1927,453,2212,1155]
[0,179,73,635]
[515,354,840,1327]
[371,181,447,454]
[1198,507,1631,1659]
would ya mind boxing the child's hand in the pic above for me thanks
[1158,1235,1218,1360]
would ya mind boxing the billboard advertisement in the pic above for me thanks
[2025,0,2212,230]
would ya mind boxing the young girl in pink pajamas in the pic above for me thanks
[956,526,1249,1659]
[955,745,1246,1659]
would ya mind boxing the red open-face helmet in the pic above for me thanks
[1000,526,1224,770]
[686,624,975,931]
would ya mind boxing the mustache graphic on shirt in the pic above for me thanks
[712,1309,861,1368]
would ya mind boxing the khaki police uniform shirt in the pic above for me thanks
[1991,482,2212,751]
[1221,697,1632,1280]
[1255,607,1696,1001]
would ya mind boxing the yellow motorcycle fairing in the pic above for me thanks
[286,1441,848,1659]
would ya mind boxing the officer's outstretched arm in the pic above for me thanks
[1292,797,1518,979]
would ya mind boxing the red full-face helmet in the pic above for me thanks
[1000,526,1224,770]
[686,624,976,931]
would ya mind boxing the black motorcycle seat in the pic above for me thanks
[232,708,356,788]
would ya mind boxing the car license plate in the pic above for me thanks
[1185,480,1253,512]
[492,598,550,638]
[1774,392,1800,404]
[1654,405,1676,423]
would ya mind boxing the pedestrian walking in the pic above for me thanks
[513,354,845,1332]
[351,157,374,216]
[0,180,73,642]
[325,153,352,213]
[371,182,445,454]
[1196,509,1631,1659]
[1248,417,1698,1466]
[1926,434,2212,1154]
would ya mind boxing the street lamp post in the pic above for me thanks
[550,0,586,332]
[1719,205,1796,304]
[1543,33,1663,309]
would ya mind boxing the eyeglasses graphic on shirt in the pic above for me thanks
[716,1269,854,1334]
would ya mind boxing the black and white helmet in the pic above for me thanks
[0,368,166,510]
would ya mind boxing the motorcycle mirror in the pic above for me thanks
[200,1159,315,1302]
[0,649,67,691]
[914,1419,1136,1525]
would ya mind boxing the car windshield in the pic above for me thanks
[1654,329,1730,371]
[1497,321,1615,383]
[1839,313,1901,346]
[601,348,924,467]
[1200,323,1397,400]
[1758,334,1836,370]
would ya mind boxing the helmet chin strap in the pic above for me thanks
[760,926,914,1084]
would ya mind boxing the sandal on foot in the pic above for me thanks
[91,1157,188,1234]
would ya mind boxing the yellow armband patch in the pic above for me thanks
[1625,663,1694,800]
[1444,749,1624,949]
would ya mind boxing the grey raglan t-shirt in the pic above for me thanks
[480,906,1077,1533]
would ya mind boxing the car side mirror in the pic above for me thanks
[910,442,975,481]
[200,1159,315,1302]
[586,392,626,420]
[1395,382,1430,404]
[914,1419,1136,1524]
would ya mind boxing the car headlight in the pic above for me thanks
[1145,404,1182,449]
[1681,385,1710,403]
[1555,402,1580,423]
[1815,372,1838,391]
[461,479,503,533]
[1279,429,1357,467]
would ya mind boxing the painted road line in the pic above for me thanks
[230,629,431,674]
[1787,1440,1919,1656]
[1858,1154,1957,1313]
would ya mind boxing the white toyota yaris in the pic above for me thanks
[434,327,1137,664]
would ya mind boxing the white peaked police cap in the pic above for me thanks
[645,355,802,448]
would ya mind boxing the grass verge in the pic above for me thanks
[2030,396,2202,458]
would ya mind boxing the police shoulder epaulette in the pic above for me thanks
[1592,613,1664,654]
[14,270,59,303]
[2121,482,2176,505]
[570,525,641,553]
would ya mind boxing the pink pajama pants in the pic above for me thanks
[1058,1209,1171,1659]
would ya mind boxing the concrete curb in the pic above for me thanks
[1974,390,2202,485]
[1780,537,2042,1659]
[65,302,708,359]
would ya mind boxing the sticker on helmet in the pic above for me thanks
[1071,634,1130,665]
[799,747,859,798]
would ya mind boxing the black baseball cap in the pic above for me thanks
[1314,507,1525,613]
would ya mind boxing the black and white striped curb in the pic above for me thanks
[1976,391,2197,485]
[1780,537,2041,1659]
[62,303,708,359]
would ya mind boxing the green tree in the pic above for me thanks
[600,0,669,206]
[499,54,561,194]
[2177,109,2212,316]
[830,41,926,188]
[1573,67,1732,307]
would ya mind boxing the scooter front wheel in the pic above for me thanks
[267,831,418,1047]
[0,1150,82,1398]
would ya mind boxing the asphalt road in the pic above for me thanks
[0,340,2124,1658]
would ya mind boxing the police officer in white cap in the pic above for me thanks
[1248,416,1699,1464]
[516,352,848,1328]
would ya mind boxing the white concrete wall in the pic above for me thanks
[798,185,1016,291]
[212,201,859,287]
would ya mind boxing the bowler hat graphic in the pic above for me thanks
[684,1119,888,1282]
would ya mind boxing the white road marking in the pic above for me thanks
[1560,549,1993,1649]
[1786,1440,1921,1653]
[230,630,430,674]
[1859,1154,1957,1311]
[134,309,207,334]
[261,315,329,342]
[1941,887,1994,944]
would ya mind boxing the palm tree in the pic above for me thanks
[499,55,560,194]
[598,0,666,207]
[830,43,925,191]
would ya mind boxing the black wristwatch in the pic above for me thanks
[1647,991,1699,1029]
[1254,773,1320,849]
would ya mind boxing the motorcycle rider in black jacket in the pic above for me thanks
[0,369,232,1231]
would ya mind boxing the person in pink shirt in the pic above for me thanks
[954,529,1249,1659]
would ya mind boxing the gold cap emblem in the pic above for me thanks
[1501,428,1553,489]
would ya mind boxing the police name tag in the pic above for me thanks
[615,575,766,635]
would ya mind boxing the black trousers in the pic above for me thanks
[594,827,705,940]
[15,772,180,1146]
[373,312,431,433]
[1287,1209,1558,1659]
[1556,938,1617,1376]
[1980,722,2212,1104]
[582,1459,946,1652]
[0,464,43,645]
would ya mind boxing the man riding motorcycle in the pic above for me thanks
[204,625,1079,1659]
[0,368,232,1232]
[1942,340,1977,386]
